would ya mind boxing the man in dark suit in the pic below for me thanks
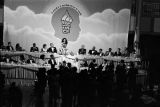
[30,43,39,52]
[6,42,14,51]
[48,54,57,68]
[105,48,114,56]
[47,43,57,53]
[88,46,97,55]
[97,48,104,56]
[78,45,86,55]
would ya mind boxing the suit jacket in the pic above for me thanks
[88,50,97,55]
[47,47,57,53]
[48,59,57,65]
[78,48,86,55]
[97,52,104,56]
[30,47,39,52]
[6,46,14,51]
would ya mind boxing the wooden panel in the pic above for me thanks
[154,18,160,32]
[140,17,151,32]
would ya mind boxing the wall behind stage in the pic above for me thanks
[3,0,131,53]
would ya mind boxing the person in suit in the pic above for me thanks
[6,42,14,51]
[48,54,57,67]
[88,46,97,55]
[105,48,114,56]
[114,48,122,56]
[30,43,39,52]
[47,43,57,53]
[97,48,104,56]
[78,45,86,55]
[26,55,35,64]
[15,43,24,51]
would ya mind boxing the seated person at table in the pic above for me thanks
[18,55,26,64]
[105,48,114,56]
[78,45,86,55]
[89,59,97,69]
[48,54,57,66]
[61,38,68,45]
[114,48,122,56]
[97,48,104,56]
[26,55,35,64]
[88,46,97,55]
[4,54,15,63]
[47,43,57,53]
[59,38,70,55]
[0,42,6,50]
[38,54,47,65]
[15,43,24,51]
[41,44,47,53]
[122,47,129,57]
[6,42,14,51]
[30,43,39,52]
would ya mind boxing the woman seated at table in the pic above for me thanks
[59,38,71,55]
[18,55,26,64]
[41,44,47,53]
[38,54,47,65]
[15,43,25,51]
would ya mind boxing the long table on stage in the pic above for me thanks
[1,50,146,86]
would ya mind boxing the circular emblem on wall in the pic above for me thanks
[51,4,81,41]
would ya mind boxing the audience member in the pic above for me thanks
[8,82,23,107]
[48,54,57,67]
[115,60,127,90]
[127,62,138,93]
[38,54,47,65]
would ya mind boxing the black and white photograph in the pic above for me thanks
[0,0,160,107]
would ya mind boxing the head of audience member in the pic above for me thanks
[67,62,72,68]
[62,61,67,67]
[19,55,25,62]
[50,54,55,59]
[129,61,135,68]
[120,60,125,66]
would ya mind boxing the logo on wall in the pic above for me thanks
[61,10,73,34]
[51,4,81,41]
